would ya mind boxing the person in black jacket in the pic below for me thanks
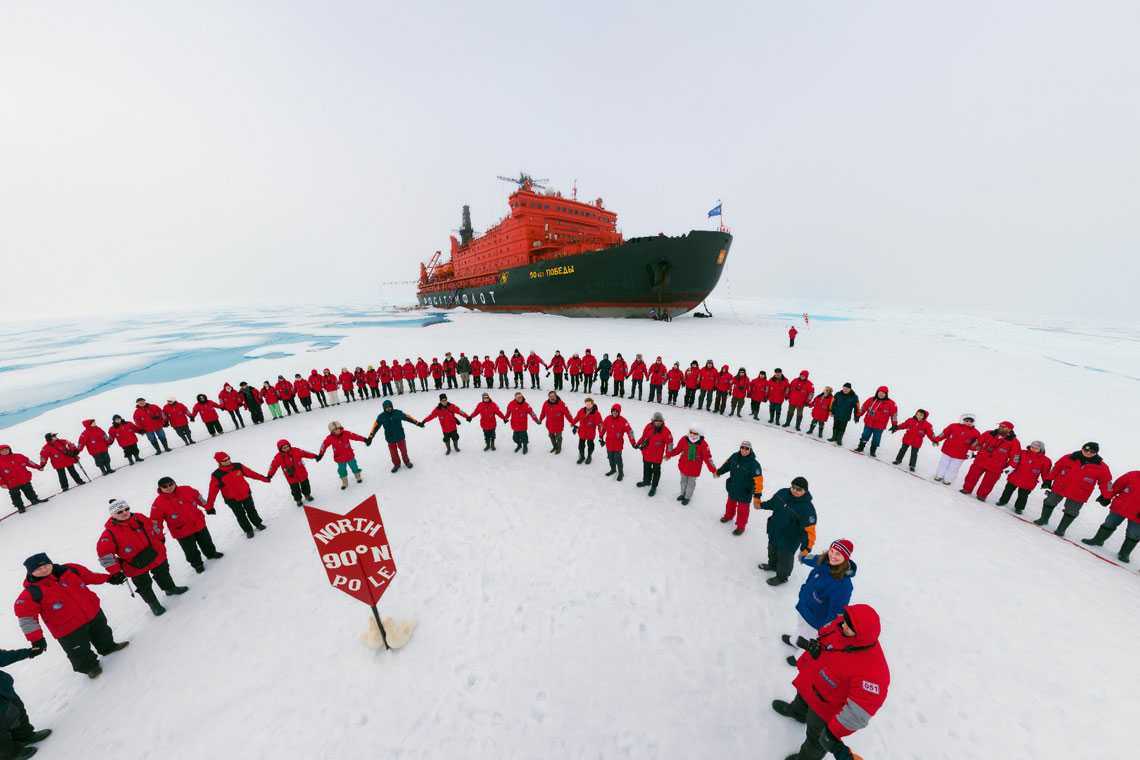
[457,353,471,388]
[597,354,613,396]
[1,644,51,760]
[828,383,859,446]
[758,476,818,586]
[715,441,764,536]
[238,382,265,425]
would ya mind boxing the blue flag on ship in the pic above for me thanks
[707,202,722,218]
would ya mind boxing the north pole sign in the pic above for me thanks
[304,495,396,607]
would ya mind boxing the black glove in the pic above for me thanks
[819,729,852,760]
[365,438,372,447]
[571,426,578,434]
[796,636,822,659]
[1041,480,1052,490]
[316,453,324,462]
[31,638,47,653]
[890,426,898,433]
[1096,495,1112,507]
[108,572,127,585]
[206,508,216,515]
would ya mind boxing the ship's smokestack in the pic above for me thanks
[459,205,474,246]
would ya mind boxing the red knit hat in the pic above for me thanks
[830,539,854,559]
[214,451,230,463]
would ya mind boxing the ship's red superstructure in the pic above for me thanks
[418,176,623,294]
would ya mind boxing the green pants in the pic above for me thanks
[336,459,361,477]
[268,402,283,419]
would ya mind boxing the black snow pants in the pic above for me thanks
[58,610,118,674]
[177,527,221,570]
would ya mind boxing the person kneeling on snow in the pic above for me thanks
[757,476,816,585]
[715,440,764,536]
[772,604,890,760]
[781,539,856,666]
[97,499,188,617]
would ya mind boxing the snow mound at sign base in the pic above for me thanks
[362,616,417,650]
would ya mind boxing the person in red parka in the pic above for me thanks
[219,382,246,427]
[151,476,223,573]
[1082,470,1140,562]
[338,367,357,401]
[133,397,171,454]
[784,371,815,430]
[788,325,798,347]
[697,360,718,411]
[581,349,598,393]
[538,391,573,454]
[403,359,419,393]
[806,387,833,438]
[600,403,636,480]
[665,427,716,505]
[163,397,195,445]
[495,351,510,389]
[548,350,565,391]
[469,355,482,389]
[932,413,980,484]
[853,386,898,458]
[997,440,1051,514]
[713,364,733,414]
[422,394,472,455]
[0,444,45,512]
[1034,442,1112,536]
[648,356,667,404]
[567,353,582,392]
[107,414,145,465]
[267,438,319,505]
[445,354,460,390]
[610,353,629,398]
[318,422,369,487]
[526,351,546,390]
[277,375,301,414]
[205,452,271,538]
[571,398,603,464]
[97,498,187,617]
[508,350,524,389]
[192,394,225,437]
[481,354,495,388]
[15,552,127,678]
[730,368,750,417]
[749,371,769,420]
[961,421,1020,501]
[322,369,341,405]
[889,409,937,472]
[429,358,444,390]
[307,369,328,407]
[665,361,683,405]
[39,433,84,491]
[505,392,540,453]
[772,604,890,760]
[261,381,282,420]
[634,412,673,496]
[472,392,507,450]
[766,369,789,424]
[683,361,701,409]
[629,354,647,400]
[78,418,115,475]
[378,361,394,396]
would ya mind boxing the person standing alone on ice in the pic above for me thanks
[422,394,471,455]
[757,476,817,584]
[788,325,798,347]
[538,391,572,454]
[600,404,635,480]
[150,477,223,573]
[960,421,1020,501]
[266,440,318,506]
[781,539,855,666]
[665,426,715,505]
[97,498,189,617]
[772,604,890,760]
[715,440,764,536]
[1082,469,1140,562]
[571,398,603,464]
[1033,442,1112,536]
[505,393,540,454]
[318,422,369,488]
[205,452,271,538]
[368,400,424,472]
[932,413,979,485]
[996,440,1051,513]
[853,387,897,457]
[889,409,936,472]
[634,412,672,496]
[472,393,506,451]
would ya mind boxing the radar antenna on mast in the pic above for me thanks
[496,172,548,191]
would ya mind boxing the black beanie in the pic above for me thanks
[23,553,51,573]
[791,476,809,490]
[1082,442,1100,453]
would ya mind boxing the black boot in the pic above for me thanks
[1119,538,1138,563]
[770,700,806,724]
[893,454,904,465]
[1081,526,1114,546]
[444,439,452,456]
[869,444,878,458]
[637,463,650,488]
[1033,505,1054,526]
[616,462,624,481]
[550,434,557,453]
[855,441,866,453]
[1054,512,1076,536]
[139,587,166,616]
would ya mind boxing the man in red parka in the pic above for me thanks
[648,356,667,404]
[526,351,546,390]
[15,552,127,678]
[133,397,171,454]
[1082,469,1140,562]
[784,371,815,430]
[629,354,648,400]
[749,371,769,420]
[0,444,45,513]
[566,353,582,392]
[78,419,114,475]
[495,351,510,389]
[39,433,85,491]
[683,360,701,409]
[205,452,271,538]
[510,350,526,389]
[538,391,573,454]
[611,353,629,398]
[505,392,540,454]
[665,427,716,505]
[806,388,833,439]
[581,349,598,394]
[192,394,226,437]
[665,361,683,406]
[634,412,673,496]
[600,404,636,481]
[267,439,319,506]
[422,394,471,455]
[97,498,188,617]
[472,393,507,451]
[788,325,798,347]
[150,476,223,573]
[697,360,718,411]
[853,386,898,458]
[767,369,789,424]
[772,604,889,760]
[163,397,195,446]
[960,421,1020,501]
[1034,442,1113,536]
[571,398,603,464]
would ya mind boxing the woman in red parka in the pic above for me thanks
[933,413,980,484]
[683,361,701,409]
[505,392,540,453]
[647,357,667,404]
[365,366,380,399]
[218,383,246,428]
[318,422,369,488]
[712,365,733,414]
[401,359,417,393]
[581,349,598,393]
[415,357,430,391]
[338,367,356,402]
[378,361,394,396]
[510,351,525,389]
[854,386,898,457]
[469,356,482,389]
[97,498,187,617]
[566,353,582,392]
[665,427,716,505]
[697,360,717,411]
[191,394,225,437]
[40,433,84,491]
[78,418,115,474]
[494,352,510,388]
[806,387,832,438]
[634,412,673,496]
[749,371,769,420]
[1033,442,1113,536]
[322,369,341,405]
[292,374,314,412]
[164,397,195,444]
[600,403,636,480]
[267,438,319,506]
[961,421,1021,501]
[730,368,750,417]
[766,369,789,423]
[309,369,328,407]
[571,398,603,464]
[483,354,497,388]
[1081,469,1140,562]
[108,414,145,464]
[610,354,629,398]
[422,394,472,455]
[472,392,507,450]
[629,354,647,400]
[890,409,937,472]
[150,476,223,573]
[0,444,44,512]
[276,375,300,414]
[996,440,1051,513]
[538,391,573,454]
[429,358,444,390]
[665,362,684,406]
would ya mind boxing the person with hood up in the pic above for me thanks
[853,386,898,457]
[1033,442,1112,536]
[0,637,52,758]
[806,388,833,438]
[665,361,684,406]
[0,446,44,513]
[150,477,223,573]
[308,369,329,406]
[505,393,540,454]
[697,360,718,411]
[581,349,598,393]
[78,419,114,475]
[108,415,145,464]
[629,354,647,400]
[15,552,127,679]
[828,383,859,445]
[422,394,471,455]
[757,476,816,582]
[600,403,636,479]
[267,439,319,506]
[713,364,732,414]
[571,398,603,464]
[648,357,667,403]
[258,381,280,420]
[665,426,716,505]
[97,498,188,617]
[472,393,507,451]
[205,452,271,538]
[238,382,264,424]
[960,421,1020,501]
[39,434,84,491]
[191,394,225,437]
[749,370,769,420]
[715,440,765,536]
[781,539,856,666]
[729,368,749,417]
[1082,469,1140,562]
[932,413,980,484]
[318,422,369,488]
[610,353,629,398]
[368,401,424,472]
[163,397,195,444]
[889,409,936,472]
[634,412,673,496]
[597,353,613,395]
[539,391,573,454]
[784,371,815,430]
[772,604,890,760]
[767,369,789,424]
[133,397,171,454]
[996,440,1051,513]
[218,383,245,428]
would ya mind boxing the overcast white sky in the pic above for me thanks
[2,1,1137,320]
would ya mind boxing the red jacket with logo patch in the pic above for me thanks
[150,485,208,539]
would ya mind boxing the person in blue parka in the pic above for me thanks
[779,538,857,665]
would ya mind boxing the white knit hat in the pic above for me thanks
[108,499,130,514]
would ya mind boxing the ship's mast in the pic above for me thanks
[459,205,474,246]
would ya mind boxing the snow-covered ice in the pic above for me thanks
[0,300,1137,759]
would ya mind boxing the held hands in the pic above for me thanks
[206,508,216,515]
[1041,480,1052,491]
[1096,495,1112,507]
[108,572,127,585]
[800,549,810,558]
[31,638,47,653]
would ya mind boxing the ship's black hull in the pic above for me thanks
[416,230,732,318]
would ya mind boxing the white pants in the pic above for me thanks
[328,389,340,405]
[936,454,965,482]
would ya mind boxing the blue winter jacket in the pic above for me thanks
[795,554,857,630]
